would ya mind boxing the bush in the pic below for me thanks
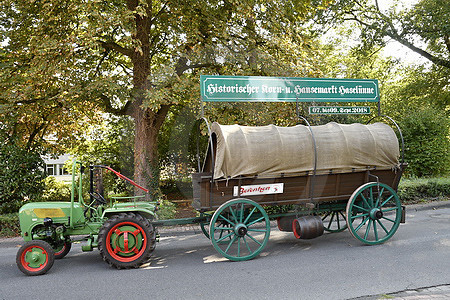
[399,107,450,177]
[156,199,177,219]
[0,143,46,214]
[160,177,193,200]
[41,177,72,202]
[398,177,450,203]
[0,213,20,237]
[263,204,294,215]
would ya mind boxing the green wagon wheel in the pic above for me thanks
[200,212,213,239]
[322,210,347,233]
[209,221,234,244]
[200,213,233,242]
[346,182,402,245]
[209,198,270,261]
[200,222,210,239]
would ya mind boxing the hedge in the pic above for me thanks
[0,213,20,237]
[399,107,450,177]
[398,177,450,203]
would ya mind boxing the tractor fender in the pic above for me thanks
[102,207,156,221]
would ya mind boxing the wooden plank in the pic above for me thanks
[193,168,402,211]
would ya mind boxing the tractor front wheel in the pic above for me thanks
[53,241,71,259]
[16,240,55,276]
[98,213,155,269]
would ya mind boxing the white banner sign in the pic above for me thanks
[233,183,284,197]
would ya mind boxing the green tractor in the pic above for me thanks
[16,161,158,275]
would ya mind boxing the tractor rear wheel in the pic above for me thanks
[16,240,55,276]
[98,213,155,269]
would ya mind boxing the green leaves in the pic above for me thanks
[319,0,450,68]
[0,140,46,214]
[399,107,449,177]
[0,0,105,154]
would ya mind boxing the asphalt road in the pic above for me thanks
[0,203,449,300]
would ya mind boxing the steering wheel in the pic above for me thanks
[89,192,107,205]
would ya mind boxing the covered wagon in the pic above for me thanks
[192,120,406,260]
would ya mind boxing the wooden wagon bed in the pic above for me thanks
[192,165,405,211]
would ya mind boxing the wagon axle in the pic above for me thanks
[234,224,248,237]
[370,208,383,220]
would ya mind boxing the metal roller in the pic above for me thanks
[292,216,324,239]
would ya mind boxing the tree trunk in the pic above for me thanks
[97,0,174,197]
[129,59,171,197]
[130,104,169,198]
[122,0,173,197]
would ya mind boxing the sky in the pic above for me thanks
[318,0,428,65]
[377,0,428,64]
[382,41,428,65]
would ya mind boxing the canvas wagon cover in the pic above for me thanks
[210,122,399,179]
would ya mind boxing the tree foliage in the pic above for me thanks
[0,0,102,153]
[383,65,449,120]
[399,107,449,177]
[72,115,135,175]
[317,0,450,68]
[0,138,46,214]
[69,115,136,196]
[1,0,330,195]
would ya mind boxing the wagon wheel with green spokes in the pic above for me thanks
[209,198,270,261]
[204,220,234,244]
[321,209,347,233]
[200,212,213,239]
[346,182,402,245]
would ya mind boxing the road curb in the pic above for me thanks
[406,199,450,212]
[349,284,450,299]
[0,236,22,248]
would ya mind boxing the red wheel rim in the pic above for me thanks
[277,217,282,231]
[20,245,48,272]
[106,221,147,262]
[55,244,66,256]
[293,219,301,239]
